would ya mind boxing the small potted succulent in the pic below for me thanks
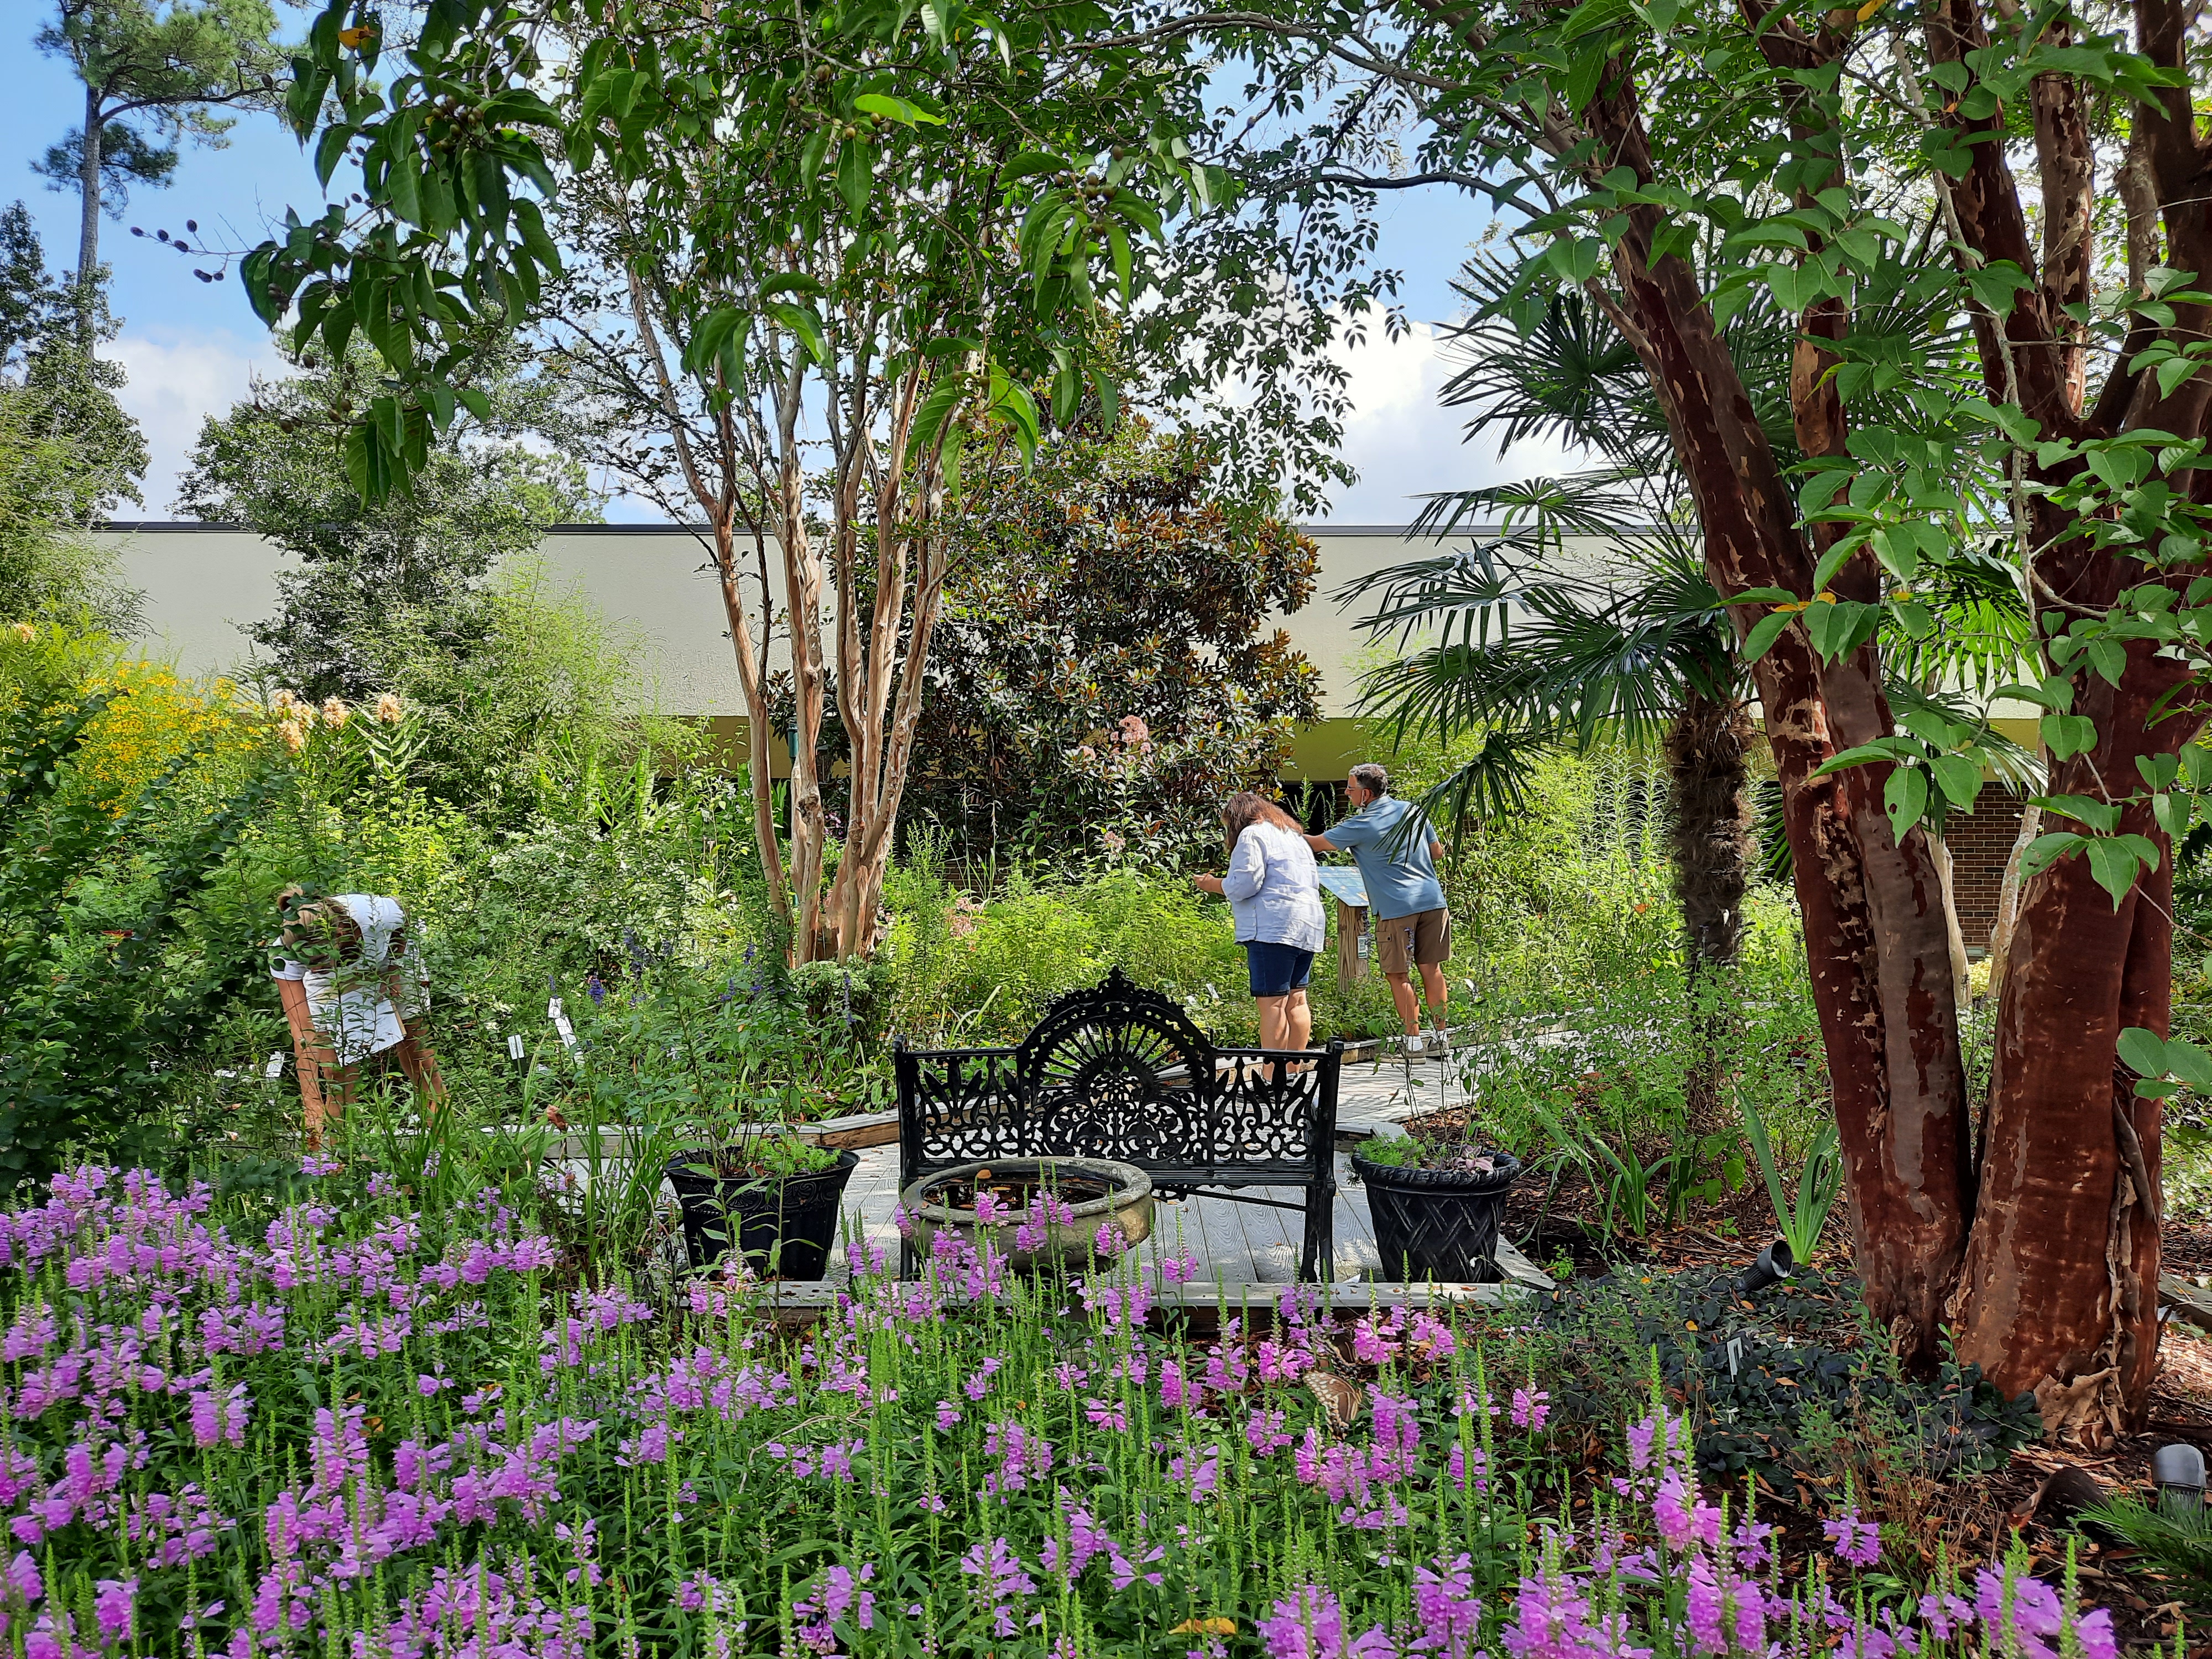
[664,1091,857,1279]
[899,1157,1152,1273]
[1350,1131,1521,1283]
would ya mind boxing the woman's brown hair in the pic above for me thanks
[1222,790,1305,855]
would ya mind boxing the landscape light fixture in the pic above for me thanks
[2152,1442,2207,1517]
[1734,1238,1794,1297]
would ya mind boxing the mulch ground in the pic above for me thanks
[1405,1104,2212,1649]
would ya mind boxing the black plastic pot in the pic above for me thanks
[664,1148,859,1278]
[1351,1147,1521,1283]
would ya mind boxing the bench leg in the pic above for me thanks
[1300,1178,1335,1281]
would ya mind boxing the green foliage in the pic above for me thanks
[2074,1493,2212,1614]
[0,686,282,1186]
[885,866,1250,1045]
[1739,1093,1843,1264]
[179,340,601,704]
[1538,1265,2042,1496]
[904,421,1321,866]
[249,0,1198,500]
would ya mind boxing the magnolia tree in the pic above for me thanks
[1185,0,2212,1427]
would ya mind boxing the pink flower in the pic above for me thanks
[1510,1387,1550,1431]
[1825,1506,1881,1568]
[93,1578,135,1645]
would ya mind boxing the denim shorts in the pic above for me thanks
[1245,941,1315,998]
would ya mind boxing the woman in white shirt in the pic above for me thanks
[1193,791,1327,1057]
[272,888,446,1146]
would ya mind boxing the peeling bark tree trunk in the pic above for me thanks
[1404,0,2212,1426]
[1955,645,2197,1411]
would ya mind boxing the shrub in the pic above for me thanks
[0,690,284,1185]
[899,420,1321,867]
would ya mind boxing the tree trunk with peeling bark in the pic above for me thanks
[1456,0,2212,1421]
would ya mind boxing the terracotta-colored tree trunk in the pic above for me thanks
[1392,0,2208,1430]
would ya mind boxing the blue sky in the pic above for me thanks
[2,13,1570,524]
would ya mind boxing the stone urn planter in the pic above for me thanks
[1351,1146,1521,1283]
[899,1157,1152,1273]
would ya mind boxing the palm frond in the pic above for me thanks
[2075,1495,2212,1614]
[1441,255,1667,473]
[1886,682,2045,793]
[1404,725,1559,833]
[1348,517,1739,756]
[1883,538,2036,696]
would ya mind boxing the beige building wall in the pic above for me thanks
[96,520,1494,779]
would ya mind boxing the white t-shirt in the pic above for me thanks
[1220,821,1327,952]
[272,895,427,1065]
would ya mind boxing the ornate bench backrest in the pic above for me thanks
[1019,969,1214,1167]
[896,970,1336,1183]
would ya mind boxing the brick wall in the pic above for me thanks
[1947,789,2026,952]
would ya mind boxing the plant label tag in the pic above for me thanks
[508,1034,526,1063]
[264,1051,288,1079]
[547,998,577,1051]
[1725,1336,1744,1376]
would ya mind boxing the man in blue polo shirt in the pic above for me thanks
[1307,763,1450,1054]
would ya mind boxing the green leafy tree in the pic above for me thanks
[32,0,284,343]
[1191,0,2212,1419]
[176,337,600,701]
[245,0,1380,963]
[901,420,1321,864]
[0,202,145,628]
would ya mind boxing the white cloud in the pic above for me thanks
[1320,320,1584,527]
[105,327,286,517]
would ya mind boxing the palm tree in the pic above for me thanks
[1349,262,2034,985]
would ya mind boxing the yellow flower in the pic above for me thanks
[373,691,405,724]
[69,662,257,806]
[322,696,351,728]
[279,719,308,754]
[8,622,33,644]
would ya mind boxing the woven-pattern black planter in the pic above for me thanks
[665,1149,859,1277]
[1352,1148,1521,1283]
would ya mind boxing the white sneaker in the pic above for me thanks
[1401,1034,1425,1057]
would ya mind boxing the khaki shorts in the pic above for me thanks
[1374,907,1451,974]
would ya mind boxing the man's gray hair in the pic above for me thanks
[1349,763,1389,797]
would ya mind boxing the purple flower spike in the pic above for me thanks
[1824,1506,1881,1568]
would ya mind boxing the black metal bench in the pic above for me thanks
[893,969,1344,1279]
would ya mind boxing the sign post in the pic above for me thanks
[1316,868,1371,993]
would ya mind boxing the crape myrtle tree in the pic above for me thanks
[246,0,1369,964]
[1185,0,2212,1427]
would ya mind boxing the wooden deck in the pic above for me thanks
[830,1045,1550,1296]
